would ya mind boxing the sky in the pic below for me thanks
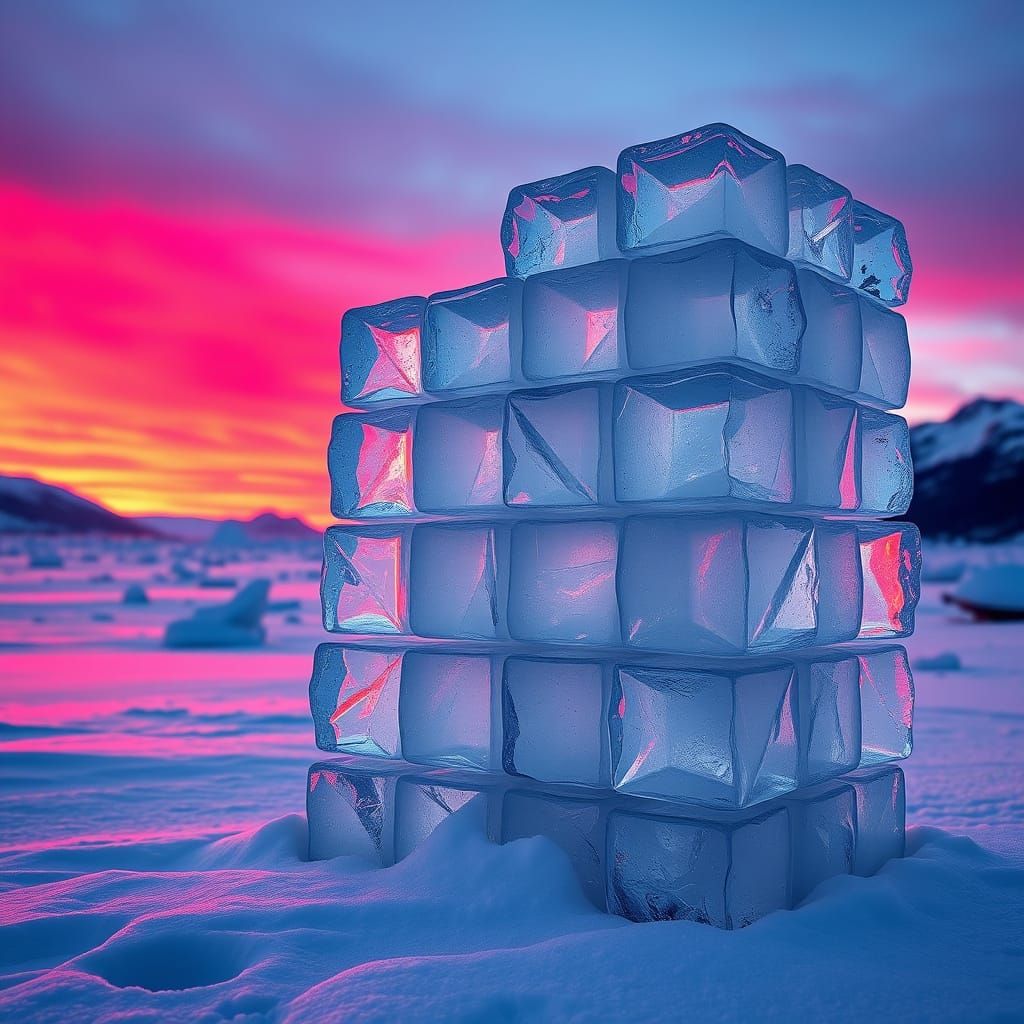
[0,0,1021,525]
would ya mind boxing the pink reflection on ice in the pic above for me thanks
[467,428,501,506]
[365,323,421,397]
[334,534,406,633]
[507,216,521,258]
[860,532,905,634]
[697,530,727,584]
[356,421,413,513]
[583,307,617,365]
[840,413,859,509]
[331,652,401,725]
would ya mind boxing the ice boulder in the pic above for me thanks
[164,578,271,648]
[122,583,149,605]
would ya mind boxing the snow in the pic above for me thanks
[1,536,1023,1021]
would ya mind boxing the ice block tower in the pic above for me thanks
[309,123,919,927]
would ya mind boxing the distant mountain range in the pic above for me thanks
[0,475,151,536]
[0,475,319,542]
[908,397,1024,542]
[2,397,1021,541]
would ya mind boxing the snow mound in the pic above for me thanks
[9,821,1016,1022]
[914,651,962,671]
[952,565,1024,613]
[122,583,149,605]
[163,579,271,648]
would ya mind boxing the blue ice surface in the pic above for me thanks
[340,296,425,406]
[422,278,522,394]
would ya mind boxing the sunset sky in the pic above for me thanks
[1,1,1021,526]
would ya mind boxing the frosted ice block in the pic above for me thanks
[852,200,912,307]
[413,396,505,513]
[857,522,921,638]
[504,385,607,507]
[329,410,415,518]
[796,388,860,511]
[423,278,522,394]
[501,166,618,278]
[614,370,793,505]
[785,779,856,903]
[798,655,861,786]
[398,651,499,770]
[307,760,403,862]
[786,164,854,281]
[408,523,509,640]
[857,646,914,763]
[341,296,425,406]
[502,656,611,787]
[507,520,620,644]
[857,299,911,409]
[624,240,803,377]
[858,409,913,515]
[610,661,798,806]
[607,802,791,927]
[618,515,816,654]
[309,643,403,757]
[312,645,911,801]
[851,765,906,875]
[796,269,863,395]
[521,259,627,381]
[617,124,788,256]
[322,526,410,634]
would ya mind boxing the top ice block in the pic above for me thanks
[501,167,618,279]
[617,124,788,258]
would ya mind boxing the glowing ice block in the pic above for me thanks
[624,240,803,377]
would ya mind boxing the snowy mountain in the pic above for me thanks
[909,398,1024,541]
[0,475,150,535]
[0,475,319,541]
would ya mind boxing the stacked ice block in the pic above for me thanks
[310,123,918,927]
